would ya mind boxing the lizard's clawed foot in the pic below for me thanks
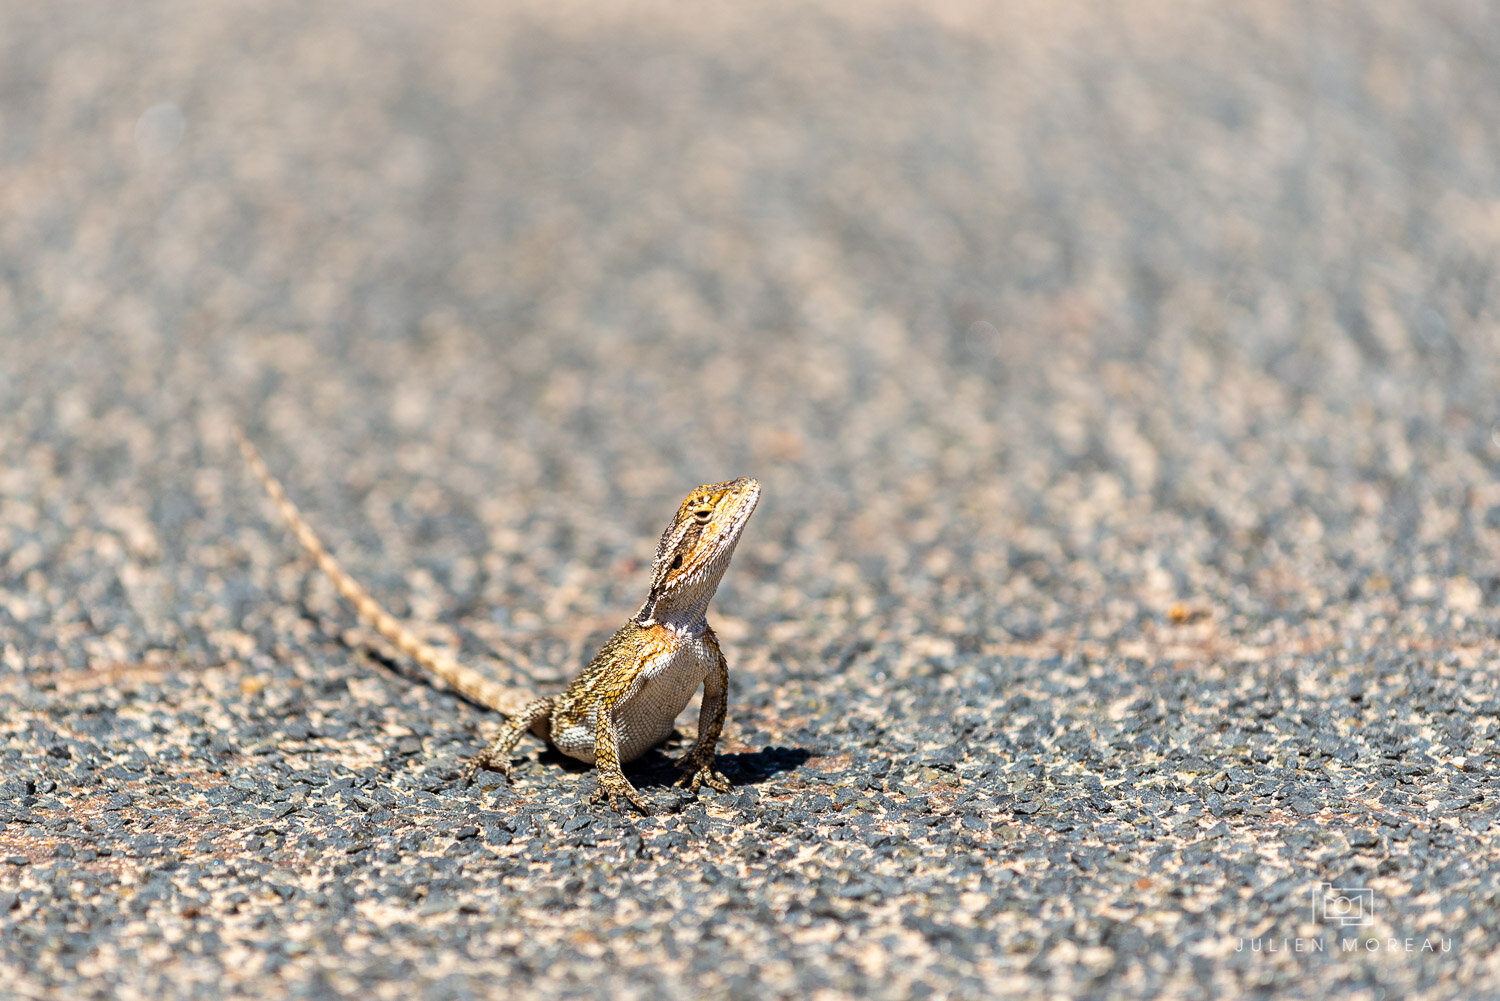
[460,750,514,786]
[590,773,654,816]
[675,758,731,794]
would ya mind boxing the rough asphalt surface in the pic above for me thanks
[3,1,1500,998]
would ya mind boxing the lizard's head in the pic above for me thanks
[636,477,761,627]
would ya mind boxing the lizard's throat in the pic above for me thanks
[635,570,725,632]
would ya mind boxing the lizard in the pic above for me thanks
[233,426,760,815]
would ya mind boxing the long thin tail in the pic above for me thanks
[233,426,530,717]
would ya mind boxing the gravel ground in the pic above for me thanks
[3,1,1500,998]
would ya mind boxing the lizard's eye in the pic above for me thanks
[692,507,713,523]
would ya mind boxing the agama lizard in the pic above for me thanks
[234,427,760,815]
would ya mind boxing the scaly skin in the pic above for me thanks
[236,427,759,815]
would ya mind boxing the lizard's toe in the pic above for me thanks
[461,751,514,786]
[675,763,731,794]
[592,776,653,816]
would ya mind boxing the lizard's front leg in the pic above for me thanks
[462,696,556,784]
[589,703,654,816]
[675,645,730,794]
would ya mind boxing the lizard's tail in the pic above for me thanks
[233,426,530,717]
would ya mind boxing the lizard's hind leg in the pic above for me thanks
[461,696,556,784]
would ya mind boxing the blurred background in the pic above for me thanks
[3,0,1497,674]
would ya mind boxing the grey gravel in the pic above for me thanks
[3,1,1500,999]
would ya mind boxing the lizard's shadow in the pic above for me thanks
[537,740,811,790]
[700,746,812,786]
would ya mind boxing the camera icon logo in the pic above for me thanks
[1313,883,1375,927]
